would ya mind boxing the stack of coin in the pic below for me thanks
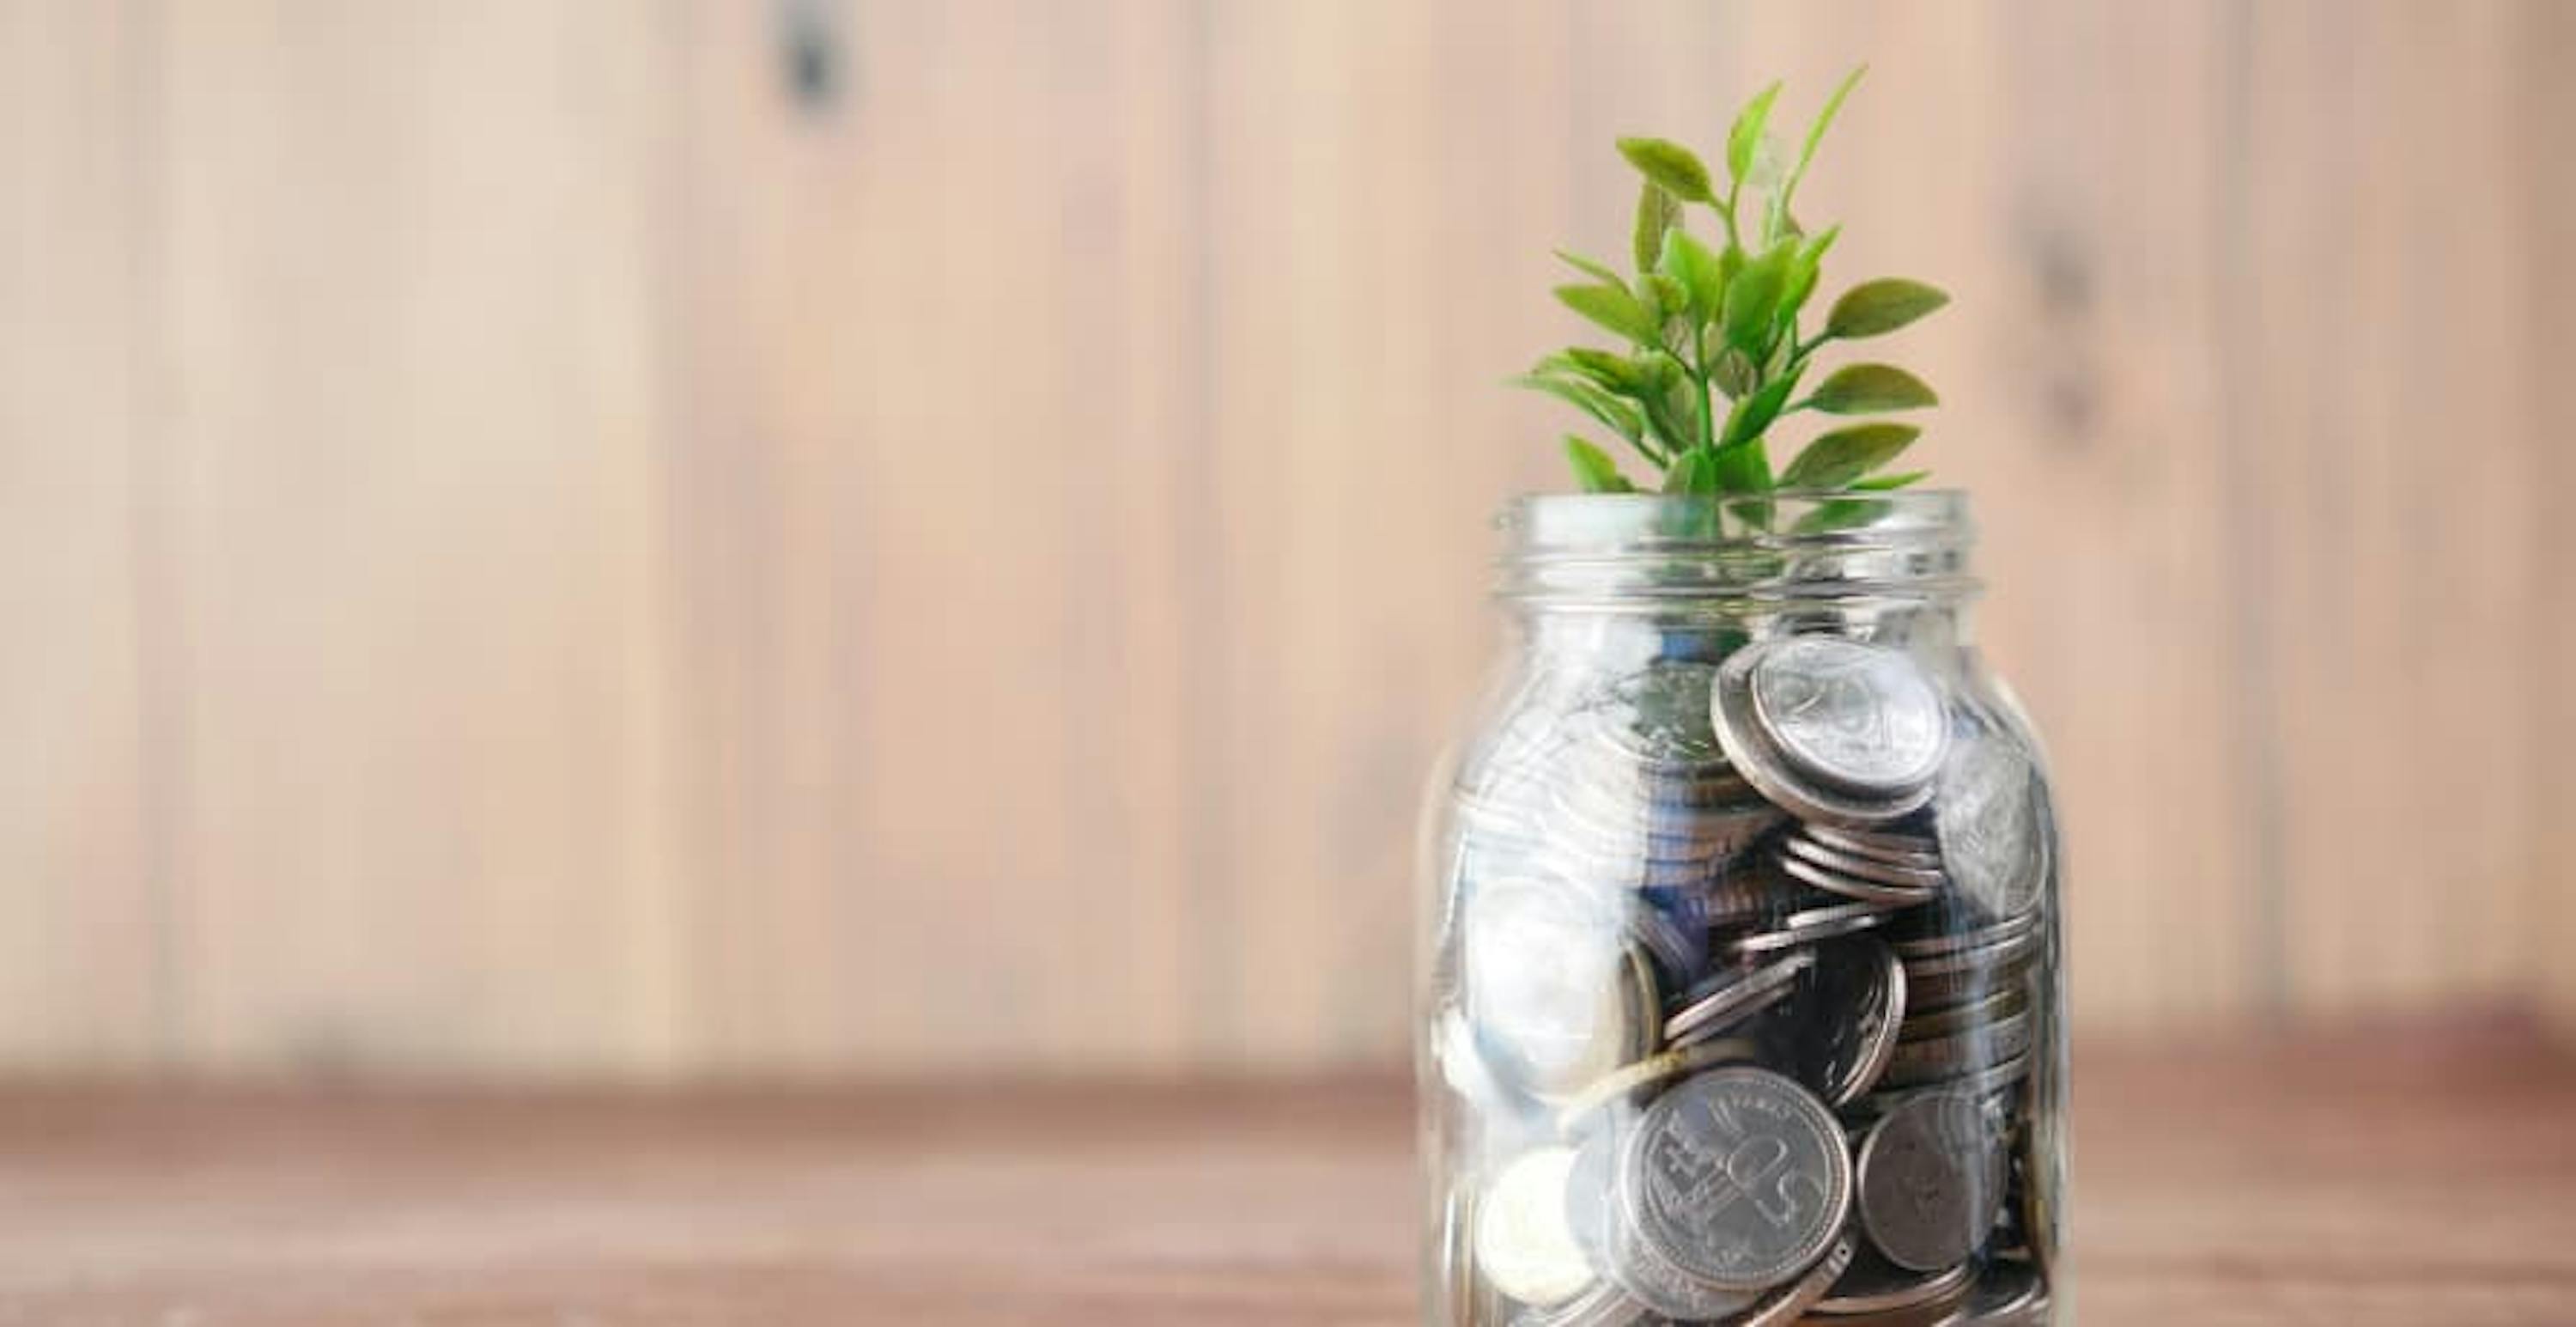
[1437,633,2059,1324]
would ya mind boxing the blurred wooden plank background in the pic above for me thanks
[0,0,2568,1078]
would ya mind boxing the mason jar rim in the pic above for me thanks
[1493,490,1980,607]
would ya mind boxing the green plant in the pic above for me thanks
[1517,68,1949,497]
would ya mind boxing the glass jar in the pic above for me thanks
[1417,493,2067,1326]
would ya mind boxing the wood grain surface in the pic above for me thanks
[0,0,2571,1074]
[0,1025,2569,1324]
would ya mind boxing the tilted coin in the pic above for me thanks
[1552,1037,1759,1137]
[1476,1147,1599,1306]
[1902,945,2040,1014]
[1850,1052,2033,1125]
[1594,659,1731,770]
[1746,636,1950,795]
[1811,1247,1978,1318]
[1741,934,1909,1106]
[1783,833,1950,889]
[1736,1235,1856,1327]
[1901,924,2040,980]
[1662,951,1814,1049]
[1622,1067,1854,1294]
[1932,703,2048,924]
[1889,909,2039,959]
[1729,899,1900,956]
[1778,852,1943,909]
[1465,878,1656,1099]
[1804,821,1943,867]
[1894,984,2027,1041]
[1856,1090,2000,1272]
[1944,1259,2048,1325]
[1711,660,1938,828]
[1599,1187,1759,1322]
[1882,1008,2034,1089]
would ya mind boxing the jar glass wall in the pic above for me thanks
[1417,493,2067,1326]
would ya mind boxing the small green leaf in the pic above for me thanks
[1511,373,1644,442]
[1853,469,1929,491]
[1726,82,1783,185]
[1781,224,1841,323]
[1806,363,1939,414]
[1641,273,1689,328]
[1617,137,1716,204]
[1710,439,1774,496]
[1555,282,1660,344]
[1632,181,1682,273]
[1777,65,1865,222]
[1791,496,1891,536]
[1722,240,1796,356]
[1720,373,1801,448]
[1539,348,1647,396]
[1553,249,1627,288]
[1657,228,1728,321]
[1781,422,1922,488]
[1825,278,1951,339]
[1563,436,1634,492]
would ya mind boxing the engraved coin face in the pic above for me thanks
[1474,1147,1598,1306]
[1623,1067,1852,1293]
[1933,708,2046,924]
[1749,637,1948,794]
[1603,660,1730,770]
[1856,1089,1998,1272]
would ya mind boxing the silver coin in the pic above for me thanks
[1851,1052,2034,1123]
[1711,651,1938,827]
[1782,834,1949,890]
[1889,910,2039,959]
[1623,1067,1853,1294]
[1601,1192,1759,1321]
[1946,1259,2048,1325]
[1895,984,2027,1041]
[1777,852,1942,909]
[1741,934,1908,1106]
[1933,706,2047,924]
[1883,1009,2034,1089]
[1747,636,1949,794]
[1663,951,1814,1049]
[1856,1090,1999,1271]
[1736,1235,1855,1327]
[1803,822,1944,868]
[1477,1147,1600,1306]
[1729,899,1899,956]
[1597,660,1731,770]
[1902,947,2040,1014]
[1813,1247,1978,1317]
[1465,879,1654,1099]
[1902,925,2041,981]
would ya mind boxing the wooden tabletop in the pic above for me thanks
[1,1023,2570,1325]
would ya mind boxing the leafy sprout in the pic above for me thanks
[1517,68,1950,501]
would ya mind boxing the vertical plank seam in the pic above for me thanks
[2214,0,2290,1021]
[121,0,185,1067]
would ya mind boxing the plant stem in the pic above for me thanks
[1691,323,1716,452]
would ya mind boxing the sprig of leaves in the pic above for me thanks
[1514,68,1950,498]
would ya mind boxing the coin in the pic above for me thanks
[1902,925,2040,980]
[1778,852,1942,908]
[1476,1147,1600,1306]
[1882,1008,2034,1089]
[1783,833,1949,890]
[1466,878,1655,1099]
[1804,821,1943,867]
[1552,1037,1758,1136]
[1856,1090,1999,1271]
[1812,1247,1978,1318]
[1623,1067,1853,1294]
[1730,899,1900,955]
[1933,704,2047,924]
[1736,1235,1856,1327]
[1662,951,1814,1049]
[1850,1052,2033,1125]
[1599,1189,1759,1321]
[1741,934,1908,1106]
[1889,910,2039,959]
[1946,1259,2048,1325]
[1747,636,1949,794]
[1711,647,1939,827]
[1893,984,2027,1040]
